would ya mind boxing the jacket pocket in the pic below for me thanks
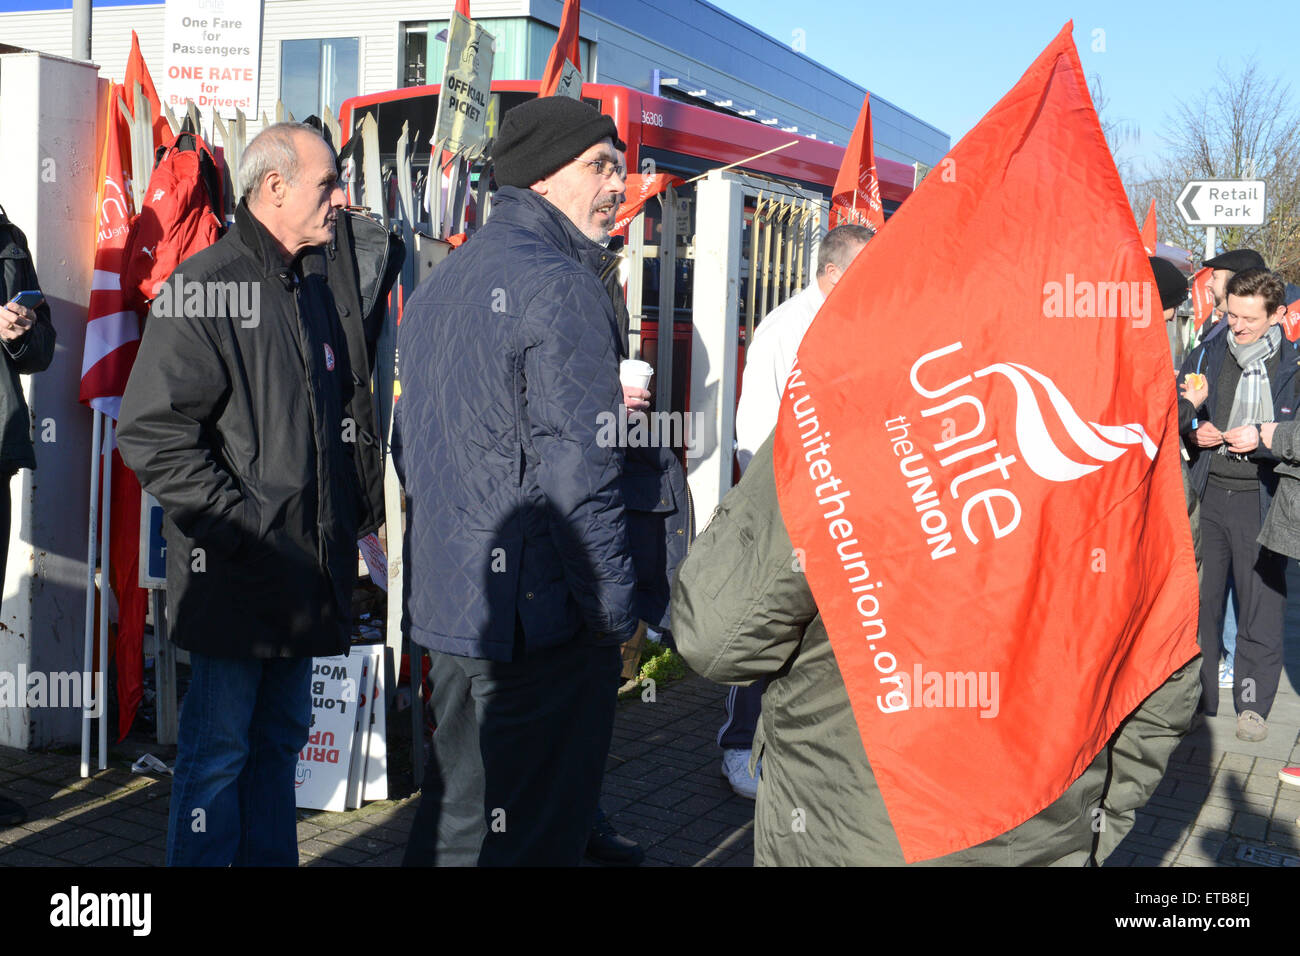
[703,522,757,601]
[622,468,676,514]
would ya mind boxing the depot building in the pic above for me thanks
[0,0,949,169]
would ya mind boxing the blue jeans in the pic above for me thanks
[167,653,312,866]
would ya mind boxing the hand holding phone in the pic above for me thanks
[1,290,40,343]
[7,291,43,310]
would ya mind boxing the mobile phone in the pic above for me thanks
[7,290,43,310]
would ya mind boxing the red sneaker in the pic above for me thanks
[1280,767,1300,787]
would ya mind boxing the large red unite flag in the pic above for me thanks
[774,23,1198,862]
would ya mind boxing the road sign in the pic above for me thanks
[1176,179,1266,227]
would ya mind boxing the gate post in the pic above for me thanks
[687,170,743,528]
[0,51,101,748]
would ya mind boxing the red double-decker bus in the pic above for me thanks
[338,80,917,431]
[339,80,915,209]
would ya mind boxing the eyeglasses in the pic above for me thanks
[574,158,626,180]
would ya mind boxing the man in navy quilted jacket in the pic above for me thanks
[397,97,638,865]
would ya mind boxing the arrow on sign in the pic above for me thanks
[1179,185,1200,224]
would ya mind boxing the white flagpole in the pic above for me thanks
[80,410,102,777]
[97,426,113,769]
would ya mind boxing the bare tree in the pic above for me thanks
[1128,62,1300,281]
[1089,74,1141,183]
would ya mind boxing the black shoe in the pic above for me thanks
[0,794,26,827]
[585,813,644,866]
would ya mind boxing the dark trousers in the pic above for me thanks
[403,639,621,866]
[718,682,764,751]
[1197,483,1287,718]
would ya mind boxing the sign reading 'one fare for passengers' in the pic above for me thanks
[432,11,496,159]
[161,0,262,120]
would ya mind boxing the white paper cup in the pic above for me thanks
[620,359,654,391]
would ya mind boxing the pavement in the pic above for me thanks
[1,573,1299,867]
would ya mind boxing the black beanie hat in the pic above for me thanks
[1148,256,1189,310]
[492,96,626,188]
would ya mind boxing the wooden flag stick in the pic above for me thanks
[684,140,800,184]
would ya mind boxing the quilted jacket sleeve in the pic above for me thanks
[523,270,638,642]
[672,435,819,684]
[117,303,247,559]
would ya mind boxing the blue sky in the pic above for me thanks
[710,0,1300,176]
[7,0,1297,177]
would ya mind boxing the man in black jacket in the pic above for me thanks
[1177,268,1296,742]
[0,207,57,828]
[118,123,381,865]
[398,97,638,865]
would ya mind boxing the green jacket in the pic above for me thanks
[672,436,1200,866]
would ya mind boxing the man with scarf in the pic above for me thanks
[1178,268,1297,741]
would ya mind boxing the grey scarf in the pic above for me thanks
[1226,324,1282,430]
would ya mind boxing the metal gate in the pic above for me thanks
[688,170,826,525]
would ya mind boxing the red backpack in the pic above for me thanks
[121,129,226,314]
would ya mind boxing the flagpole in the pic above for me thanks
[98,428,113,769]
[683,141,800,185]
[80,410,102,777]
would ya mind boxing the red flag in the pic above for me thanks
[123,30,171,152]
[82,85,139,418]
[539,0,582,98]
[1141,200,1157,256]
[1191,266,1216,331]
[773,23,1198,862]
[1283,294,1300,343]
[82,83,151,741]
[830,93,886,233]
[455,0,471,15]
[610,173,684,238]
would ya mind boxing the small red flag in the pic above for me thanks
[1283,295,1300,343]
[830,93,886,233]
[1191,266,1216,331]
[610,173,684,238]
[83,82,150,742]
[455,0,471,16]
[774,23,1197,862]
[539,0,582,98]
[81,84,139,416]
[1141,200,1157,256]
[123,30,171,151]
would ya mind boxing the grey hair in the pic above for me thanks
[239,122,325,203]
[816,223,875,277]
